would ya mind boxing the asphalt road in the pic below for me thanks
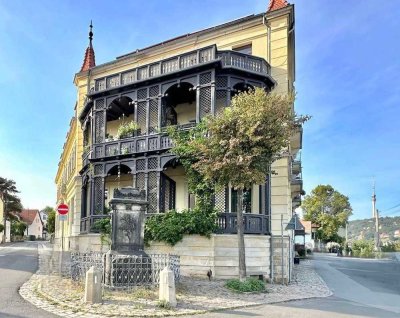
[187,253,400,318]
[0,241,58,318]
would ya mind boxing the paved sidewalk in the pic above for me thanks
[19,247,331,317]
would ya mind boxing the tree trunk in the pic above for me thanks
[237,189,247,281]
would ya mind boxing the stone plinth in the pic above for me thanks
[84,266,102,304]
[159,267,177,307]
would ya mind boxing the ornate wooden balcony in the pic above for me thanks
[216,213,270,235]
[82,212,270,235]
[90,45,272,94]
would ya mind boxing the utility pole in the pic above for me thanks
[375,209,380,251]
[372,179,376,218]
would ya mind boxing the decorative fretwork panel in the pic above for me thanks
[107,75,120,88]
[137,102,147,135]
[136,159,146,171]
[214,187,228,213]
[215,90,228,115]
[149,64,160,77]
[93,177,104,215]
[216,76,228,88]
[199,87,212,119]
[162,59,179,74]
[138,67,148,80]
[95,99,105,110]
[136,173,145,191]
[200,72,212,85]
[180,52,197,68]
[199,47,213,63]
[94,165,103,176]
[137,88,147,100]
[149,85,159,97]
[147,172,158,213]
[149,99,159,134]
[94,110,105,143]
[148,157,158,170]
[121,71,135,85]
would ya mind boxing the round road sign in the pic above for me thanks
[57,203,69,215]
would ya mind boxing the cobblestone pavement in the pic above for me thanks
[19,245,332,317]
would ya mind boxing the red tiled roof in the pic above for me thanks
[19,209,40,225]
[80,43,96,72]
[267,0,289,12]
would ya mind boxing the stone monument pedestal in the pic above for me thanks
[105,187,151,287]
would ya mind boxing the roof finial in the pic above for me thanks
[89,20,93,43]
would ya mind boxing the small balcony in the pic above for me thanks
[291,172,303,195]
[291,125,303,154]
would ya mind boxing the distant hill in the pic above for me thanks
[348,216,400,241]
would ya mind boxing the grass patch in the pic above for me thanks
[225,278,265,293]
[130,287,156,300]
[157,299,172,310]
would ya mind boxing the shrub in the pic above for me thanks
[352,240,374,258]
[225,278,265,293]
[381,241,396,252]
[144,208,218,246]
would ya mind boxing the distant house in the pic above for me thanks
[379,232,390,241]
[298,220,319,250]
[394,229,400,238]
[19,209,43,239]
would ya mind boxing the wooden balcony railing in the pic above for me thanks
[217,50,271,75]
[216,213,270,235]
[91,46,271,93]
[81,212,269,235]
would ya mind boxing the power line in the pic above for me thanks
[381,202,400,213]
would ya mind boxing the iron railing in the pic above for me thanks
[104,253,180,289]
[69,252,180,289]
[218,50,271,75]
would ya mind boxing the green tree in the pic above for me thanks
[11,220,27,237]
[47,209,56,234]
[169,88,308,280]
[303,185,352,242]
[0,177,22,242]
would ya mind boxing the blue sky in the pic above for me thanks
[0,1,398,220]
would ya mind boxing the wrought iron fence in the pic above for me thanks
[104,253,180,289]
[69,252,180,289]
[70,252,104,282]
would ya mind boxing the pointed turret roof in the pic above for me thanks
[267,0,289,12]
[80,21,96,72]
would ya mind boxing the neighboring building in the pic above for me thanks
[40,210,49,228]
[298,220,319,250]
[20,209,43,239]
[394,229,400,238]
[55,0,302,281]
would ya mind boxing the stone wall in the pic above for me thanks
[145,234,271,280]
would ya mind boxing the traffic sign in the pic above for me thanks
[57,204,69,215]
[59,215,68,221]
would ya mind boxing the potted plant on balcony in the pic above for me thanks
[117,121,138,139]
[105,133,114,142]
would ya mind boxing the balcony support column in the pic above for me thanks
[195,84,200,123]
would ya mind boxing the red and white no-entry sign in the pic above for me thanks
[57,203,69,215]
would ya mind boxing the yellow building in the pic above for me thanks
[55,0,301,281]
